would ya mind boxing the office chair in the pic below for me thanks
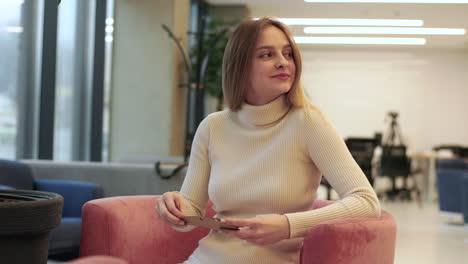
[379,145,419,201]
[345,137,377,186]
[321,137,377,200]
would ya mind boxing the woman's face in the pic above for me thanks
[246,25,296,105]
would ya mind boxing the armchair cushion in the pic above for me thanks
[35,179,104,217]
[49,217,81,255]
[0,184,15,190]
[80,196,396,264]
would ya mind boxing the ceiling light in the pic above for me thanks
[4,0,24,4]
[105,18,114,25]
[274,18,423,26]
[6,26,23,33]
[304,27,466,35]
[305,0,468,3]
[105,26,114,33]
[294,36,426,45]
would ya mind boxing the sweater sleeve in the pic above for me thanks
[171,116,212,232]
[284,109,381,238]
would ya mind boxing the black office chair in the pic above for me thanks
[345,137,377,186]
[379,145,419,201]
[320,137,377,200]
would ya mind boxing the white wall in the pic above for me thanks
[300,48,468,153]
[247,2,468,153]
[110,0,189,161]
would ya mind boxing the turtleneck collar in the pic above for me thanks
[237,94,291,127]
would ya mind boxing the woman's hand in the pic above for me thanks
[220,214,290,246]
[155,192,187,227]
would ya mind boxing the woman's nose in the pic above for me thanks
[275,54,289,68]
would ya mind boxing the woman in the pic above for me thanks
[155,17,380,264]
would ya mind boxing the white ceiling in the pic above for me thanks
[207,0,468,49]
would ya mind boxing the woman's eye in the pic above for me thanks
[284,52,293,58]
[260,52,272,58]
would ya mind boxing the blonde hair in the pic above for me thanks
[222,17,318,115]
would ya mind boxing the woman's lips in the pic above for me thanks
[271,73,290,80]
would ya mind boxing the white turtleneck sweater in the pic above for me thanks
[175,95,380,264]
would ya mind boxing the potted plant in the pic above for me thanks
[0,189,63,264]
[189,18,238,112]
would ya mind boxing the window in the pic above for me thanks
[0,0,22,159]
[54,0,81,161]
[0,0,113,161]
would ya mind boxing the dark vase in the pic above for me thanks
[0,189,63,264]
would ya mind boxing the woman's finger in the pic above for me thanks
[161,207,185,226]
[221,218,257,228]
[163,194,185,219]
[225,227,258,240]
[158,199,185,225]
[174,195,188,216]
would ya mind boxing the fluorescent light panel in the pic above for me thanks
[304,27,466,35]
[305,0,468,3]
[294,36,426,45]
[4,0,24,3]
[275,18,423,26]
[6,26,23,33]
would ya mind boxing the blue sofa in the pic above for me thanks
[436,158,468,224]
[0,159,104,259]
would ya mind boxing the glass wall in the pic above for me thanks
[0,0,23,159]
[102,0,114,162]
[54,0,80,161]
[0,0,113,161]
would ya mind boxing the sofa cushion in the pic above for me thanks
[48,217,81,256]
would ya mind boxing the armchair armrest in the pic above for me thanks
[35,179,104,217]
[301,201,397,264]
[66,256,128,264]
[0,184,15,190]
[80,195,214,264]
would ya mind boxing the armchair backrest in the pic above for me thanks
[0,159,34,190]
[35,179,104,217]
[436,158,468,170]
[436,159,468,214]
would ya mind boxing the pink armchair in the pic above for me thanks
[66,256,128,264]
[80,196,397,264]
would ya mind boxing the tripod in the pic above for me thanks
[380,112,417,201]
[383,112,404,146]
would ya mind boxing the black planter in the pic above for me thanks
[0,189,63,264]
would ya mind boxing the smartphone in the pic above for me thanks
[182,216,239,230]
